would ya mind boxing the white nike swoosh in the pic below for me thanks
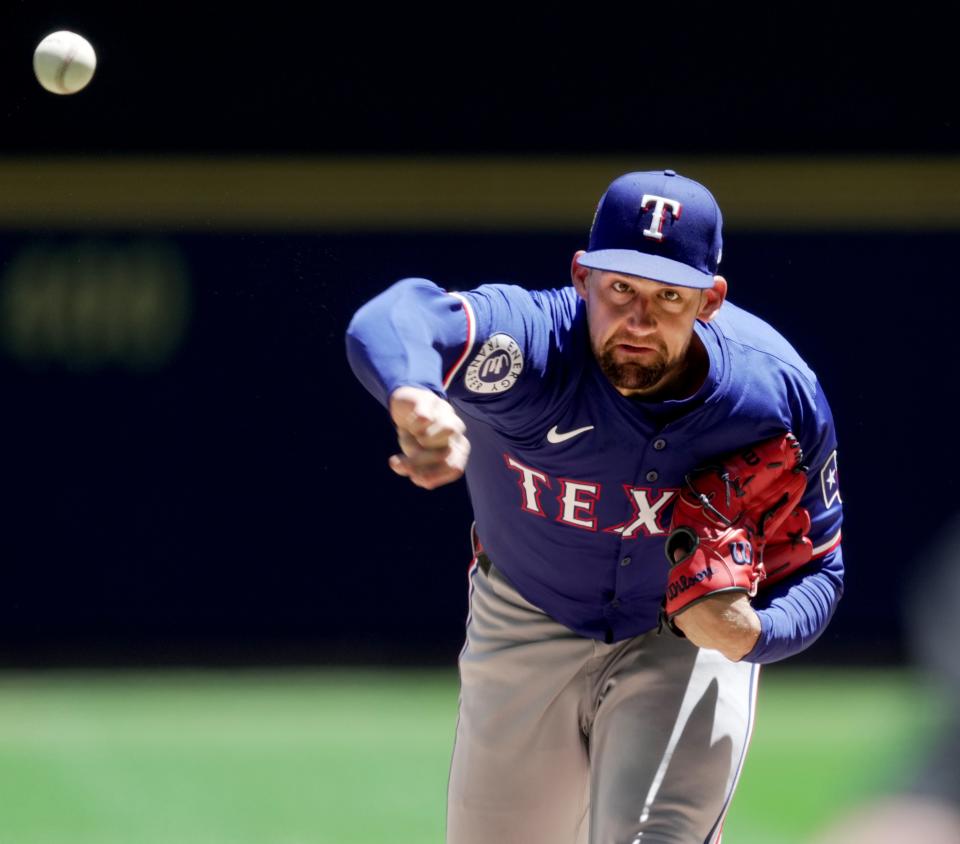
[546,424,595,444]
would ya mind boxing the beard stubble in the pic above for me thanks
[597,347,667,390]
[595,336,688,393]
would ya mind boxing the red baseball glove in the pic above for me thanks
[663,432,808,621]
[758,504,814,587]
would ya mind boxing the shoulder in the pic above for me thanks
[444,284,587,412]
[705,300,837,452]
[457,283,581,328]
[710,299,819,390]
[455,283,585,364]
[710,300,841,508]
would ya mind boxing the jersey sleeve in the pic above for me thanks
[345,277,580,433]
[745,377,845,664]
[345,277,473,407]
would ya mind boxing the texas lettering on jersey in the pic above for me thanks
[504,453,677,537]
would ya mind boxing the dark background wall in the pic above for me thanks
[3,8,954,156]
[2,6,957,665]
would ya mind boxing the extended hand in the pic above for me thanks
[388,386,471,490]
[672,593,761,662]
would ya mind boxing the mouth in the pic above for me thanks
[616,343,657,355]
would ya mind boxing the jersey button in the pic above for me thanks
[653,438,667,450]
[646,470,659,482]
[620,556,631,567]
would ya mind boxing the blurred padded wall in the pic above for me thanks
[2,156,957,665]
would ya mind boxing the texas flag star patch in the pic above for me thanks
[820,450,841,508]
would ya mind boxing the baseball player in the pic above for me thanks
[345,170,844,843]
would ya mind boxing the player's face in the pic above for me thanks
[571,254,726,398]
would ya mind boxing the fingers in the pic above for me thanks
[389,453,465,489]
[389,433,471,489]
[407,411,466,448]
[390,387,465,449]
[388,386,471,489]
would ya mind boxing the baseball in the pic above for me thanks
[33,31,97,95]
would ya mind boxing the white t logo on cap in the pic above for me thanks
[640,194,683,241]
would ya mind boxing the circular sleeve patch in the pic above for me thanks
[464,333,524,394]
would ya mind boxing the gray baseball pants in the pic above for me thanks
[447,555,759,844]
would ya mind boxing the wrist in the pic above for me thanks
[736,608,765,662]
[673,593,762,661]
[728,608,762,661]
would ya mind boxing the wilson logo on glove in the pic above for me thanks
[666,567,716,600]
[729,541,753,566]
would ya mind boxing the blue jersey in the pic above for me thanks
[346,278,844,663]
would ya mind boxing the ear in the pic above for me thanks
[571,251,590,301]
[697,276,728,323]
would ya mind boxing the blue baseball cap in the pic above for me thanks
[578,170,723,290]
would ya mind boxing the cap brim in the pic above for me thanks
[578,250,715,289]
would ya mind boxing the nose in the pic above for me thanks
[626,296,656,330]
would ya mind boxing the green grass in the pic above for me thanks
[0,667,946,844]
[724,667,947,844]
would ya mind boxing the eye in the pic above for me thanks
[660,289,683,302]
[612,280,632,294]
